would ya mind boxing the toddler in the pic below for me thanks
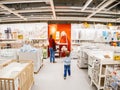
[63,51,71,79]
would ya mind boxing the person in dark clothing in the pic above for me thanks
[49,34,56,63]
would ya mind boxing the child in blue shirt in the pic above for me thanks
[63,51,71,79]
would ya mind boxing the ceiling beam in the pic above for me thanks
[105,1,120,11]
[0,5,119,15]
[81,0,93,11]
[4,5,117,15]
[86,0,116,19]
[49,0,56,19]
[0,0,49,4]
[57,12,115,17]
[1,16,120,23]
[57,17,120,23]
[117,18,120,21]
[1,17,51,21]
[0,4,27,20]
[15,9,51,13]
[96,0,107,8]
[10,8,120,15]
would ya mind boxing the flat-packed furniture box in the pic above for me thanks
[0,60,34,90]
[18,49,43,73]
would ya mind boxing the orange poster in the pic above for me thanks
[48,24,71,57]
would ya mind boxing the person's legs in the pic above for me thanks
[49,48,53,62]
[52,50,55,62]
[64,65,67,78]
[68,65,71,76]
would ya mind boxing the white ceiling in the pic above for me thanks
[0,0,120,24]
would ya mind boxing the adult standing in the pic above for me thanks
[49,34,56,63]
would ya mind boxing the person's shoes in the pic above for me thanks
[64,77,66,80]
[53,61,56,63]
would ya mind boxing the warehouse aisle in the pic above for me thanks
[31,59,96,90]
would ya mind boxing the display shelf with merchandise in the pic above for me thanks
[109,40,120,47]
[71,39,81,45]
[77,50,88,68]
[0,48,18,60]
[30,38,48,58]
[104,65,120,90]
[54,44,60,57]
[0,39,17,41]
[43,47,48,59]
[0,40,23,49]
[71,44,80,59]
[77,44,100,69]
[90,55,120,90]
[0,39,17,49]
[77,45,120,90]
[30,38,47,47]
[57,43,68,57]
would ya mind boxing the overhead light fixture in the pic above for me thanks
[51,26,56,34]
[107,23,112,27]
[83,22,90,28]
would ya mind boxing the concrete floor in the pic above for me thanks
[31,58,96,90]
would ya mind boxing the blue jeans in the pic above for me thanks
[49,48,55,62]
[64,65,71,77]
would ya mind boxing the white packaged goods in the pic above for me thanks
[0,49,18,59]
[18,48,43,73]
[19,44,37,53]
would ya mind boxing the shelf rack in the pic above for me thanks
[90,56,120,90]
